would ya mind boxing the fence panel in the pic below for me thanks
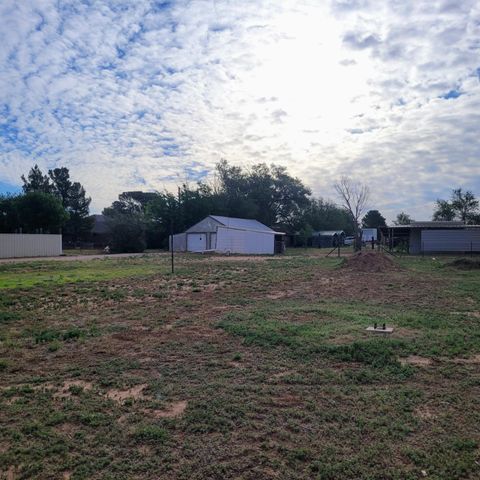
[0,234,62,258]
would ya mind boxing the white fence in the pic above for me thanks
[0,234,63,259]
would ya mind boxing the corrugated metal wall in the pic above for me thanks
[216,227,274,254]
[170,233,187,252]
[0,234,63,258]
[421,229,480,252]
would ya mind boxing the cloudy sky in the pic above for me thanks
[0,0,479,220]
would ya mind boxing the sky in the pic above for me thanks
[0,0,479,221]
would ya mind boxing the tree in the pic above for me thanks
[66,182,94,242]
[362,210,386,228]
[15,192,68,233]
[21,165,52,194]
[394,212,414,225]
[214,160,311,228]
[334,176,369,251]
[433,188,479,224]
[432,200,456,221]
[296,198,353,234]
[450,188,479,223]
[106,214,146,253]
[21,165,93,242]
[0,195,20,233]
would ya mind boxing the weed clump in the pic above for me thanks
[447,258,480,270]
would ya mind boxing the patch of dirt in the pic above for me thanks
[63,471,71,480]
[148,400,188,418]
[228,361,243,368]
[271,370,296,379]
[415,404,436,420]
[450,311,480,319]
[342,251,400,273]
[270,394,302,408]
[447,258,480,270]
[6,466,17,480]
[452,354,480,364]
[54,423,79,437]
[400,355,433,366]
[106,384,149,403]
[265,290,297,300]
[51,380,93,399]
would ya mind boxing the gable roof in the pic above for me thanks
[209,216,275,233]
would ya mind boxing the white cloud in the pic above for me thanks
[0,0,479,222]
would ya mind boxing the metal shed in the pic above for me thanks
[381,222,480,254]
[171,216,285,255]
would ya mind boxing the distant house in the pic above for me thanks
[171,215,285,255]
[380,221,480,254]
[312,230,345,248]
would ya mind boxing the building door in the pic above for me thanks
[210,233,217,249]
[187,234,207,252]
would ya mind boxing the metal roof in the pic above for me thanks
[209,216,275,233]
[314,230,345,236]
[387,221,467,229]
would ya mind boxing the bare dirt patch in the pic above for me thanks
[415,404,437,420]
[106,384,149,403]
[48,380,93,399]
[400,355,433,366]
[148,400,188,418]
[271,370,296,379]
[342,251,400,273]
[452,354,480,364]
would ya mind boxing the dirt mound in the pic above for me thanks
[447,258,480,270]
[342,251,399,273]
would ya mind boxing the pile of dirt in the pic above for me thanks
[342,251,400,273]
[447,258,480,270]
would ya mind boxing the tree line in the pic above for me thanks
[101,161,358,252]
[0,165,92,240]
[1,161,478,252]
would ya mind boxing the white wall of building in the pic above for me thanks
[0,234,62,259]
[216,227,275,254]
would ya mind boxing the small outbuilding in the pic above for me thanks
[312,230,345,248]
[380,221,480,254]
[171,215,285,255]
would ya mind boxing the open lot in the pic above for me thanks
[1,251,480,479]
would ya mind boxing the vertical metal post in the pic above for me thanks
[337,242,340,257]
[170,219,174,274]
[471,242,473,258]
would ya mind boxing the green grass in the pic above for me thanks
[0,255,170,289]
[0,252,479,479]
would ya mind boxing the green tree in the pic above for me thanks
[15,192,68,233]
[394,212,414,225]
[106,215,146,253]
[21,164,52,194]
[297,198,353,234]
[362,210,386,228]
[0,195,20,233]
[21,165,93,242]
[433,189,479,224]
[66,182,94,241]
[450,188,479,223]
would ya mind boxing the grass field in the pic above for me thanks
[1,251,480,479]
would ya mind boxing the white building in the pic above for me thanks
[171,215,285,255]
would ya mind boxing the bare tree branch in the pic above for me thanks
[334,176,370,250]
